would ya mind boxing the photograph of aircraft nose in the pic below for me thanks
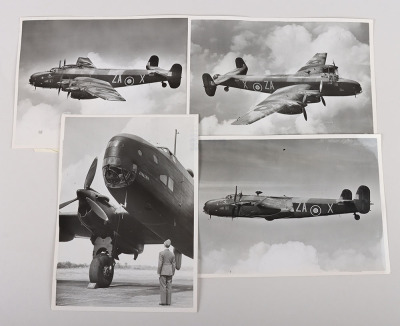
[191,19,375,136]
[202,53,362,124]
[13,18,188,149]
[204,185,370,221]
[29,55,182,101]
[198,136,388,276]
[54,115,197,311]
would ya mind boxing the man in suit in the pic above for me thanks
[157,239,176,306]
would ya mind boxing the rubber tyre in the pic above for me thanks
[89,253,114,288]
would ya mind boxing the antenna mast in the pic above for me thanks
[173,129,179,156]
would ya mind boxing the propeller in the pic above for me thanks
[302,107,308,121]
[86,198,108,221]
[58,157,98,209]
[319,80,326,107]
[59,60,61,68]
[231,186,238,218]
[64,59,66,66]
[84,157,98,189]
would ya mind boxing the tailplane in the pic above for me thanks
[354,185,370,214]
[167,64,182,89]
[202,73,217,96]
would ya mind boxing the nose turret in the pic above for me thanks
[203,199,221,215]
[29,72,47,87]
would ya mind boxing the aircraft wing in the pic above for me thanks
[71,77,126,101]
[76,57,96,68]
[232,84,311,125]
[296,53,327,75]
[59,212,164,244]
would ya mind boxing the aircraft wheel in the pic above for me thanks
[354,214,360,221]
[89,253,114,288]
[265,217,274,221]
[162,82,167,88]
[224,86,229,92]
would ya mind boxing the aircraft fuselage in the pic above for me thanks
[220,74,362,97]
[102,134,194,258]
[29,67,168,89]
[203,192,368,221]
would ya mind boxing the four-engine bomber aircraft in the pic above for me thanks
[203,186,371,221]
[202,53,362,124]
[29,55,182,101]
[59,134,194,288]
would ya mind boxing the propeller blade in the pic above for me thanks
[302,107,308,121]
[59,60,61,68]
[319,80,323,93]
[58,87,61,95]
[59,197,78,209]
[67,92,70,98]
[321,96,326,106]
[84,157,98,189]
[64,59,66,66]
[86,198,109,221]
[234,186,238,203]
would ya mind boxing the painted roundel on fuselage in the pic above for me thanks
[253,83,262,91]
[310,205,322,216]
[124,76,134,86]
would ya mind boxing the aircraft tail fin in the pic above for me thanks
[340,189,352,200]
[354,185,370,214]
[146,55,159,70]
[167,63,182,89]
[235,57,248,75]
[202,73,217,96]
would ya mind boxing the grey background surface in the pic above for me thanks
[1,1,400,325]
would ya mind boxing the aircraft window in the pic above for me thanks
[153,155,158,164]
[172,156,176,163]
[50,68,56,73]
[103,164,137,188]
[138,150,142,156]
[160,175,167,185]
[168,178,174,192]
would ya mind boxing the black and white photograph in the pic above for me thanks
[191,18,375,136]
[13,17,188,149]
[53,115,197,312]
[199,136,388,276]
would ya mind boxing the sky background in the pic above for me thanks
[57,115,197,269]
[198,137,387,275]
[190,20,374,136]
[14,18,188,149]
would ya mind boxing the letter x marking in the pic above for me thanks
[140,75,145,83]
[243,81,248,89]
[327,203,333,213]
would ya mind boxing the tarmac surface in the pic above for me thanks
[55,268,194,308]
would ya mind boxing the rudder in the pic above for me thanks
[168,64,182,89]
[235,57,248,75]
[146,55,159,70]
[354,185,370,214]
[202,73,217,96]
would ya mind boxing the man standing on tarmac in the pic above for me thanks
[157,239,176,306]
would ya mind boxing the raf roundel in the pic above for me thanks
[253,83,262,92]
[124,76,135,86]
[310,205,322,216]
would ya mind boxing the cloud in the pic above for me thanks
[201,238,386,275]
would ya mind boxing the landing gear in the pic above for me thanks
[89,253,114,288]
[224,86,229,92]
[162,82,167,88]
[354,213,360,221]
[89,236,115,288]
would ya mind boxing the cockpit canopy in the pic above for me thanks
[322,64,338,76]
[213,74,221,80]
